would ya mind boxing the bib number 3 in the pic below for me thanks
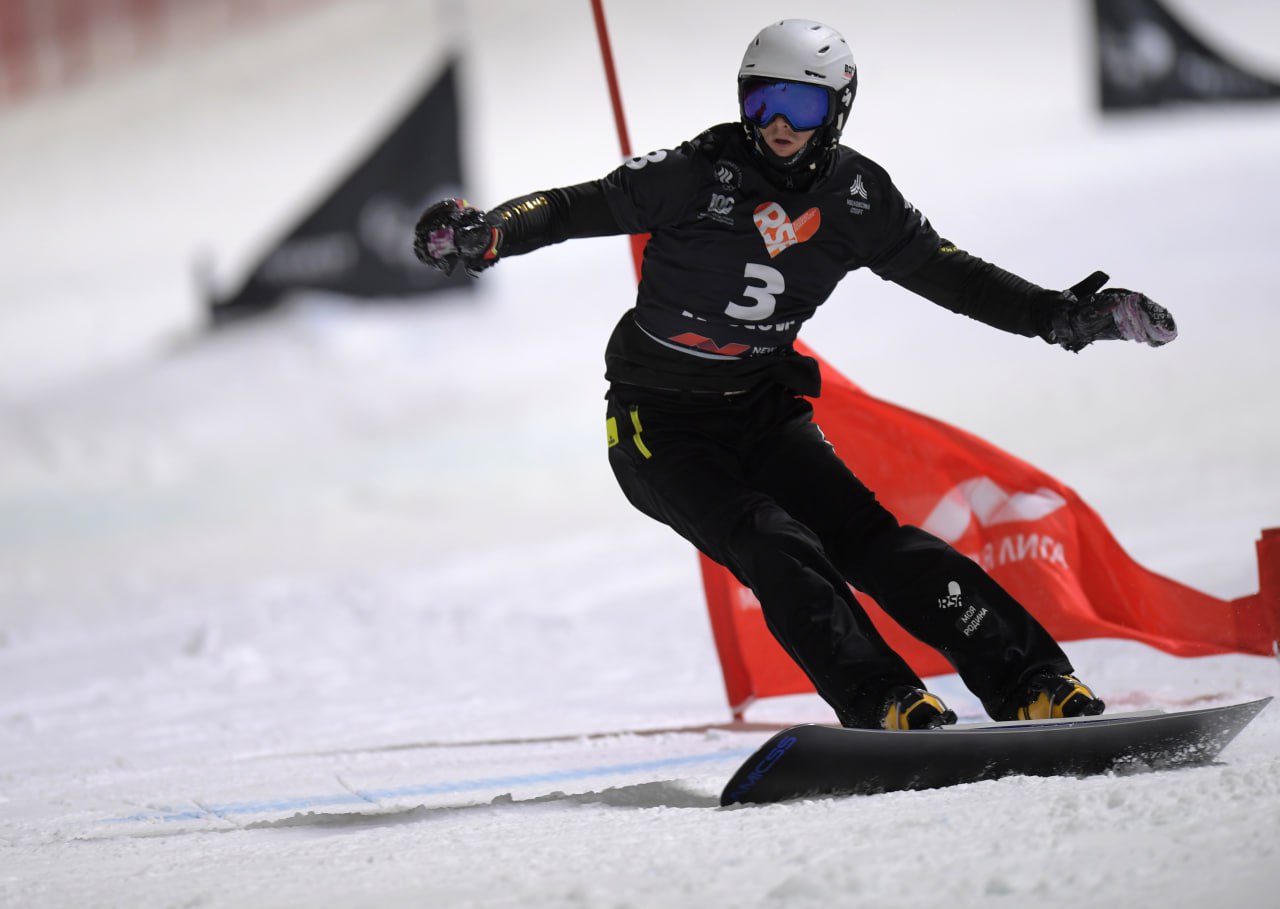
[725,263,784,321]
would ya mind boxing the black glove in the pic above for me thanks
[1045,271,1178,353]
[413,199,501,277]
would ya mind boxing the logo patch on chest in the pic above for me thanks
[753,202,821,258]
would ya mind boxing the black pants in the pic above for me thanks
[605,382,1072,726]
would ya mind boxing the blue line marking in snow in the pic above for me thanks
[107,747,753,824]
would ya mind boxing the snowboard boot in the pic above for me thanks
[881,686,958,730]
[1013,672,1105,720]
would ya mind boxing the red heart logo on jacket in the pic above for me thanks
[754,202,821,258]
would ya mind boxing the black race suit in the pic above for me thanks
[485,123,1072,726]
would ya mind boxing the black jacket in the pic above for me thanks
[485,123,1061,396]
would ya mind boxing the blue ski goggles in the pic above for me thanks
[741,79,831,131]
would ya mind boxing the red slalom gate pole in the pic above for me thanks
[590,0,633,158]
[588,0,647,277]
[589,0,748,716]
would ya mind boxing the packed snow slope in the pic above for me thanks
[1,1,1279,907]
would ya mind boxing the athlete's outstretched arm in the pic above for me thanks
[893,245,1176,351]
[412,183,621,276]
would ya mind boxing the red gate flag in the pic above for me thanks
[702,343,1280,719]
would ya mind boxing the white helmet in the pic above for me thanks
[738,20,858,173]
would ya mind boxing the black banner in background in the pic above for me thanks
[209,58,471,327]
[1094,0,1280,112]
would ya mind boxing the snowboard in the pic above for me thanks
[721,696,1271,806]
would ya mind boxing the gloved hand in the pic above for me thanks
[413,199,501,277]
[1044,271,1178,353]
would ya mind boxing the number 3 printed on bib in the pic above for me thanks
[725,263,783,321]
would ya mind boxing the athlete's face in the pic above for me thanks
[759,117,816,158]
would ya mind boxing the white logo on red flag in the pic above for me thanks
[922,477,1067,544]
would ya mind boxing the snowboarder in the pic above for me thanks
[412,19,1177,730]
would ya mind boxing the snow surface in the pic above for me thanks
[2,1,1279,907]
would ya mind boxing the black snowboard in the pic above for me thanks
[721,697,1271,806]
